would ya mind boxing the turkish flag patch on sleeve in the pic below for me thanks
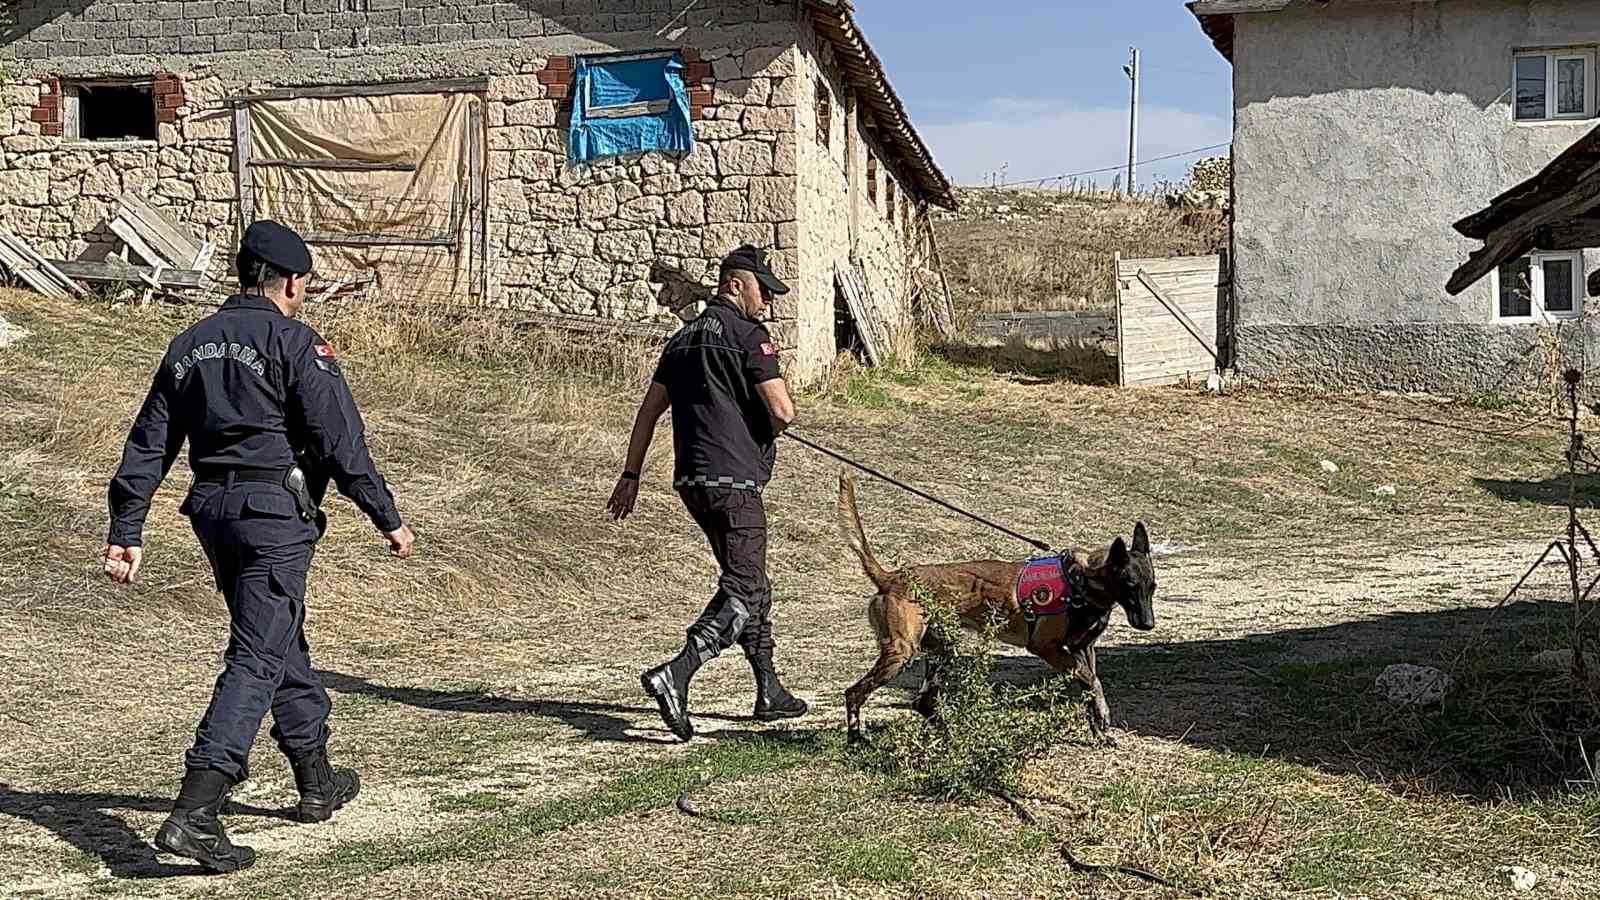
[760,342,776,356]
[314,343,337,359]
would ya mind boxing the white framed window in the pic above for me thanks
[1491,250,1585,322]
[1514,49,1597,122]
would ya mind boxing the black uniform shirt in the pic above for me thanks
[106,294,401,546]
[652,296,783,492]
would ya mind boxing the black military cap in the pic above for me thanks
[719,244,789,295]
[240,220,313,276]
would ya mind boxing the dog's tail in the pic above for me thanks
[837,470,893,592]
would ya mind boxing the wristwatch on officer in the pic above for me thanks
[621,470,640,482]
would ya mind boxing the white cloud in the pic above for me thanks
[918,99,1232,189]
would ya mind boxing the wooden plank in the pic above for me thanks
[116,194,203,267]
[234,104,255,230]
[468,98,486,300]
[47,258,205,288]
[1114,252,1127,386]
[1136,269,1218,359]
[249,158,420,172]
[587,100,673,119]
[119,192,203,261]
[1448,157,1600,294]
[923,215,957,339]
[0,230,75,298]
[1119,299,1219,321]
[835,262,883,366]
[1120,319,1219,344]
[302,232,458,248]
[1118,270,1218,292]
[225,77,489,104]
[109,217,170,268]
[1117,255,1219,276]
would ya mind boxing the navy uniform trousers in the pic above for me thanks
[181,475,328,783]
[681,486,775,661]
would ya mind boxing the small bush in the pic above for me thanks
[858,580,1083,801]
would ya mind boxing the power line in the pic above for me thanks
[990,142,1231,188]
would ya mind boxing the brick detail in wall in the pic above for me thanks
[32,79,63,138]
[153,73,184,124]
[538,50,717,119]
[680,48,716,120]
[538,56,573,111]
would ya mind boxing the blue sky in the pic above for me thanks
[851,1,1233,189]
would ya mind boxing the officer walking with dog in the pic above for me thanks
[103,221,414,873]
[607,244,809,740]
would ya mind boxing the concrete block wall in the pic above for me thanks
[2,1,798,59]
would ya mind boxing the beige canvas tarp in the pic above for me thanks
[244,91,484,301]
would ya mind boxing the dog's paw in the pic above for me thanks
[846,729,872,749]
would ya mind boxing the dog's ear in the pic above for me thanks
[1107,536,1130,570]
[1132,522,1150,555]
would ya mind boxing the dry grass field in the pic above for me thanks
[3,288,1599,899]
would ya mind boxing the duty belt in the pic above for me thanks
[193,466,288,485]
[194,465,323,528]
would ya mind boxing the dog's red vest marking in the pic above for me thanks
[1016,556,1071,619]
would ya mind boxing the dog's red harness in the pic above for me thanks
[1016,555,1086,641]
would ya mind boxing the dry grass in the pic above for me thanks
[934,188,1226,324]
[3,288,1599,899]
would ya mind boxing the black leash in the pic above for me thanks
[782,431,1053,553]
[992,789,1185,891]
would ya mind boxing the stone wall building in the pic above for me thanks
[1190,0,1600,396]
[0,0,955,383]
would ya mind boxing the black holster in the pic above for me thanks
[284,467,328,537]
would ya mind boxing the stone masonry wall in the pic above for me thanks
[0,0,837,378]
[484,41,802,362]
[793,17,924,371]
[793,21,850,379]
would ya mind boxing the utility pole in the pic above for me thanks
[1124,46,1140,195]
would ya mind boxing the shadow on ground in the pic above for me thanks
[1475,474,1600,507]
[986,600,1598,799]
[317,670,749,747]
[931,336,1118,385]
[0,788,287,880]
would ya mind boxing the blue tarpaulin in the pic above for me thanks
[570,54,694,163]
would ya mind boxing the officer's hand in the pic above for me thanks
[102,544,144,585]
[606,478,640,521]
[384,524,415,559]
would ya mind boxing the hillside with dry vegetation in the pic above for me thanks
[932,187,1227,324]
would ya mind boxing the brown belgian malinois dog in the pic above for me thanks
[836,471,1157,744]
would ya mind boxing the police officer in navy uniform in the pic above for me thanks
[607,244,808,741]
[103,221,414,872]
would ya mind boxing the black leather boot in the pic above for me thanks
[290,750,361,823]
[641,640,711,742]
[751,654,809,721]
[642,596,750,742]
[154,769,256,873]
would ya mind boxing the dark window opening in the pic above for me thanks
[79,83,156,141]
[867,150,878,205]
[815,77,832,148]
[834,283,863,358]
[1498,258,1532,318]
[886,179,896,223]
